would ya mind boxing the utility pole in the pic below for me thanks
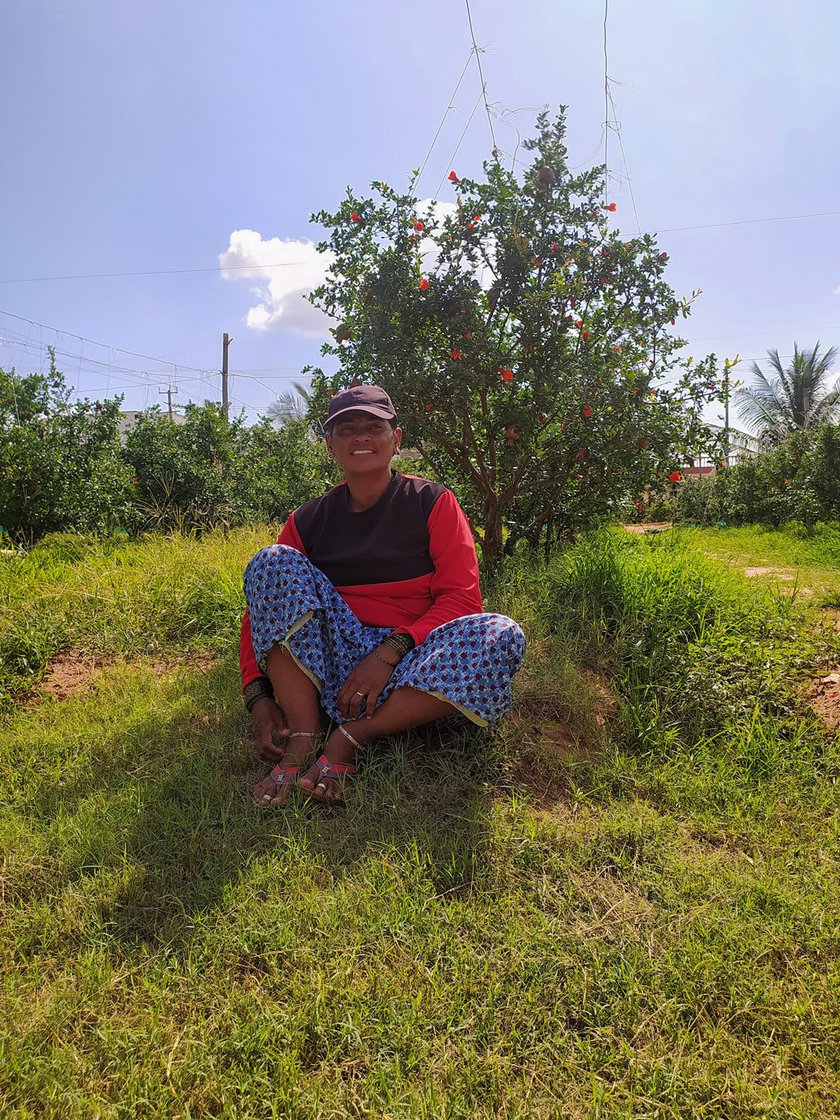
[159,383,178,421]
[221,332,232,417]
[723,360,730,468]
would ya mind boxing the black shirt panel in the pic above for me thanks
[292,473,447,587]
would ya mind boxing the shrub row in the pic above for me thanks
[677,424,840,527]
[0,367,333,540]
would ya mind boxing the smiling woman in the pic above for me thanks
[240,384,526,808]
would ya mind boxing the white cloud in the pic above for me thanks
[219,229,335,336]
[220,204,494,334]
[833,284,840,296]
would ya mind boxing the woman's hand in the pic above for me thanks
[250,696,290,761]
[338,648,398,720]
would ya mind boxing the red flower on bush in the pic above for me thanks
[425,403,434,412]
[418,278,430,291]
[350,211,361,223]
[603,202,617,212]
[575,320,583,328]
[550,242,559,251]
[414,220,425,231]
[581,330,589,342]
[448,170,459,183]
[450,349,462,360]
[576,447,586,461]
[500,368,514,382]
[581,404,593,418]
[669,470,683,483]
[659,252,669,262]
[635,501,644,511]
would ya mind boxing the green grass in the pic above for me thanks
[682,522,840,607]
[1,527,839,1118]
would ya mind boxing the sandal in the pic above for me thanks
[309,726,360,804]
[256,731,321,808]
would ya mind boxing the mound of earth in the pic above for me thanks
[810,671,840,731]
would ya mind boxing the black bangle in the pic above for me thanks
[243,676,274,712]
[382,632,415,659]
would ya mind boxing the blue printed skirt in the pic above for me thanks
[243,545,525,726]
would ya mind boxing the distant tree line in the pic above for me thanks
[678,424,840,528]
[0,359,332,541]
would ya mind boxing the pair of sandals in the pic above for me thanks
[261,725,360,807]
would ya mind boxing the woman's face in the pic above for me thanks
[325,411,401,476]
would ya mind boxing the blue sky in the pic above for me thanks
[2,0,838,426]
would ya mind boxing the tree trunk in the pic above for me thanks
[481,499,505,574]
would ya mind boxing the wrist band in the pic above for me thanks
[372,649,398,670]
[243,676,274,712]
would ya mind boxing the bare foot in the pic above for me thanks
[299,725,361,803]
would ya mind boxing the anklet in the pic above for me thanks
[288,731,321,740]
[337,724,362,750]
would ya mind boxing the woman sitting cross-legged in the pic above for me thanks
[241,384,526,806]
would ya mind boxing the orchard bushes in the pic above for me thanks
[678,425,840,527]
[0,364,332,542]
[124,407,331,533]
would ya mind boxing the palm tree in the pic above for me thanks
[266,380,314,427]
[736,342,840,447]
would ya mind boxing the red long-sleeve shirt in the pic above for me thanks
[240,473,482,687]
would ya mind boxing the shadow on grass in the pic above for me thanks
[9,661,503,949]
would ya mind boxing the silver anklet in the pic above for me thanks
[337,724,362,750]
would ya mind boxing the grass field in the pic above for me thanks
[1,526,839,1118]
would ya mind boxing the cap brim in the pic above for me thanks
[325,404,396,426]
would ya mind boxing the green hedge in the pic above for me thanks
[678,425,840,527]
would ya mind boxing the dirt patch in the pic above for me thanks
[38,650,103,701]
[32,649,220,705]
[743,566,795,579]
[623,522,673,535]
[810,670,840,731]
[506,671,617,806]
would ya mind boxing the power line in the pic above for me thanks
[435,89,484,198]
[657,210,840,234]
[0,260,309,285]
[464,0,498,157]
[416,51,473,187]
[0,308,212,376]
[602,0,610,198]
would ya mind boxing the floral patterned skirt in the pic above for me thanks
[244,545,526,726]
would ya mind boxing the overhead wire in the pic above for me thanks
[416,51,474,188]
[434,89,484,198]
[464,0,499,158]
[0,308,212,376]
[0,260,310,285]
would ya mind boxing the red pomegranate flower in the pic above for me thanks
[500,368,514,382]
[669,470,682,483]
[450,349,462,360]
[582,330,589,342]
[550,242,559,251]
[448,170,459,183]
[418,278,430,291]
[581,404,593,418]
[350,211,361,223]
[414,220,425,231]
[603,202,617,212]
